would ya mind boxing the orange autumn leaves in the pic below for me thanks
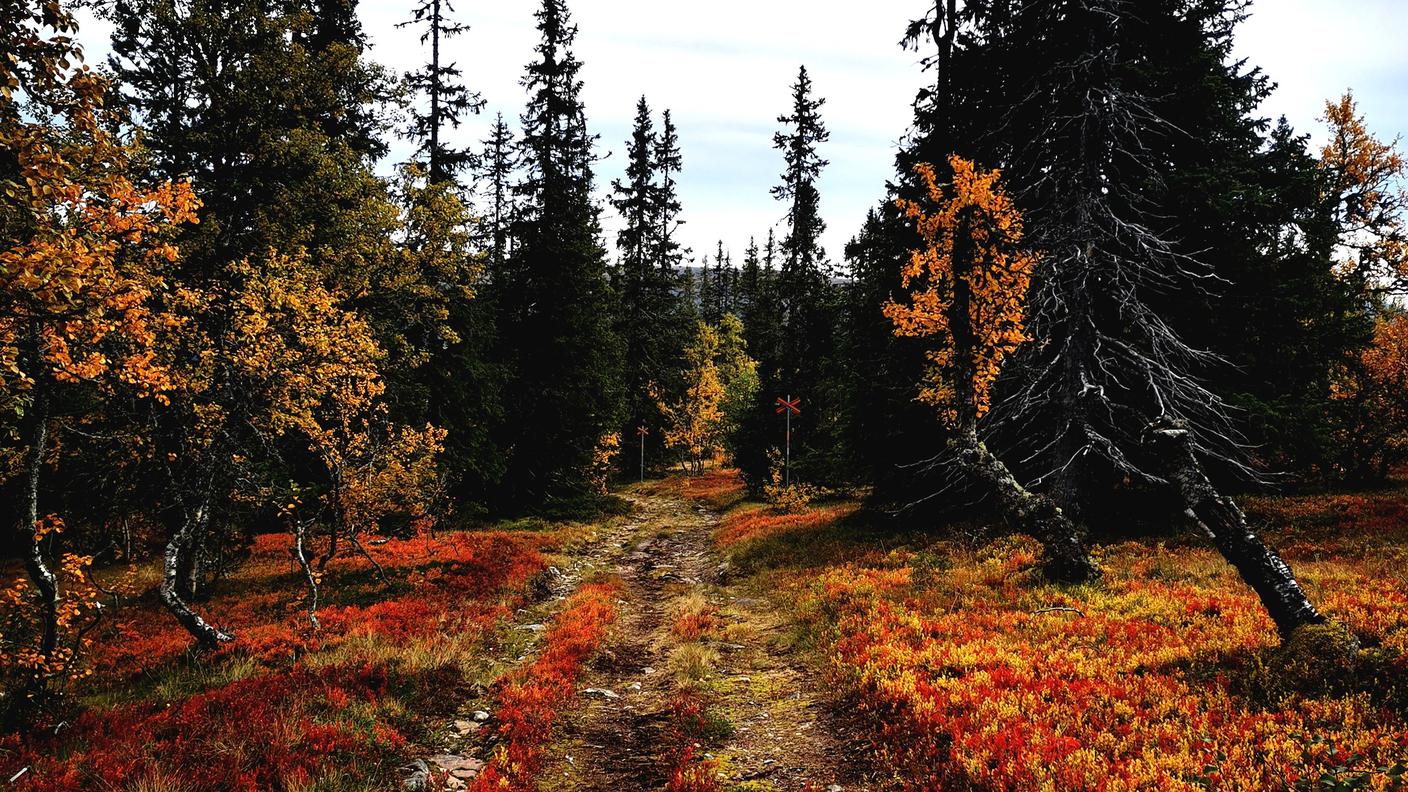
[1328,313,1408,479]
[884,156,1036,425]
[0,62,199,410]
[1320,92,1408,292]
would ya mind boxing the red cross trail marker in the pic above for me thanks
[636,426,649,483]
[774,395,801,487]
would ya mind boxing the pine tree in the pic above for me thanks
[495,0,623,503]
[399,0,484,185]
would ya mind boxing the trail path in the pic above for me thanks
[542,486,878,791]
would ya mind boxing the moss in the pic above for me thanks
[1278,621,1361,693]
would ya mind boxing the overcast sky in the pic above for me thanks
[76,1,1408,266]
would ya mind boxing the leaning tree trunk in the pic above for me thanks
[1143,416,1324,638]
[952,426,1100,583]
[159,500,234,648]
[20,371,60,669]
[944,217,1099,585]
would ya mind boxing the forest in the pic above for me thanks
[1,0,1406,789]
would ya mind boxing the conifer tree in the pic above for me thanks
[861,0,1334,637]
[739,236,762,314]
[399,0,484,185]
[653,110,687,272]
[106,0,396,272]
[610,96,689,473]
[480,112,520,276]
[772,65,832,319]
[495,0,623,503]
[735,67,837,490]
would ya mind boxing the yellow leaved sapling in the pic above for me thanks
[885,157,1098,581]
[661,322,727,476]
[1,0,199,695]
[153,252,447,639]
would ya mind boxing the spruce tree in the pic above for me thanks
[860,0,1337,631]
[479,112,520,277]
[739,236,762,314]
[735,66,837,489]
[107,0,395,270]
[399,0,484,185]
[610,97,689,474]
[653,109,687,272]
[496,0,623,503]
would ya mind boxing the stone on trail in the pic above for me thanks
[430,753,486,779]
[582,687,620,699]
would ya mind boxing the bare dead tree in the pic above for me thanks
[1144,417,1324,637]
[967,0,1329,638]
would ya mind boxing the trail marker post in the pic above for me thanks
[636,426,649,483]
[774,395,801,487]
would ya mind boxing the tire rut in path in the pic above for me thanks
[545,488,877,791]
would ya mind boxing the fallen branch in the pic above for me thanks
[1030,606,1086,618]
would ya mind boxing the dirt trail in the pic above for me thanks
[543,487,878,791]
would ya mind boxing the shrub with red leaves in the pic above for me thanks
[470,581,619,792]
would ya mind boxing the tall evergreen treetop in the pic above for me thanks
[518,0,596,211]
[611,96,659,280]
[772,64,831,285]
[479,112,520,276]
[653,109,687,272]
[399,0,484,184]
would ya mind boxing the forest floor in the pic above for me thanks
[3,470,1407,791]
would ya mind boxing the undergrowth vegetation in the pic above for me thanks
[470,581,620,791]
[0,520,595,791]
[700,472,1408,791]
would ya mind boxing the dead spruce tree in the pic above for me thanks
[886,157,1099,582]
[976,0,1328,638]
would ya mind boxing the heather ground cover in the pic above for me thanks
[710,473,1408,791]
[0,517,616,791]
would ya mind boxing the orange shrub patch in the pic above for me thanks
[1,528,556,790]
[798,529,1408,791]
[681,469,748,509]
[470,581,620,792]
[664,689,723,792]
[716,503,857,547]
[4,663,406,791]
